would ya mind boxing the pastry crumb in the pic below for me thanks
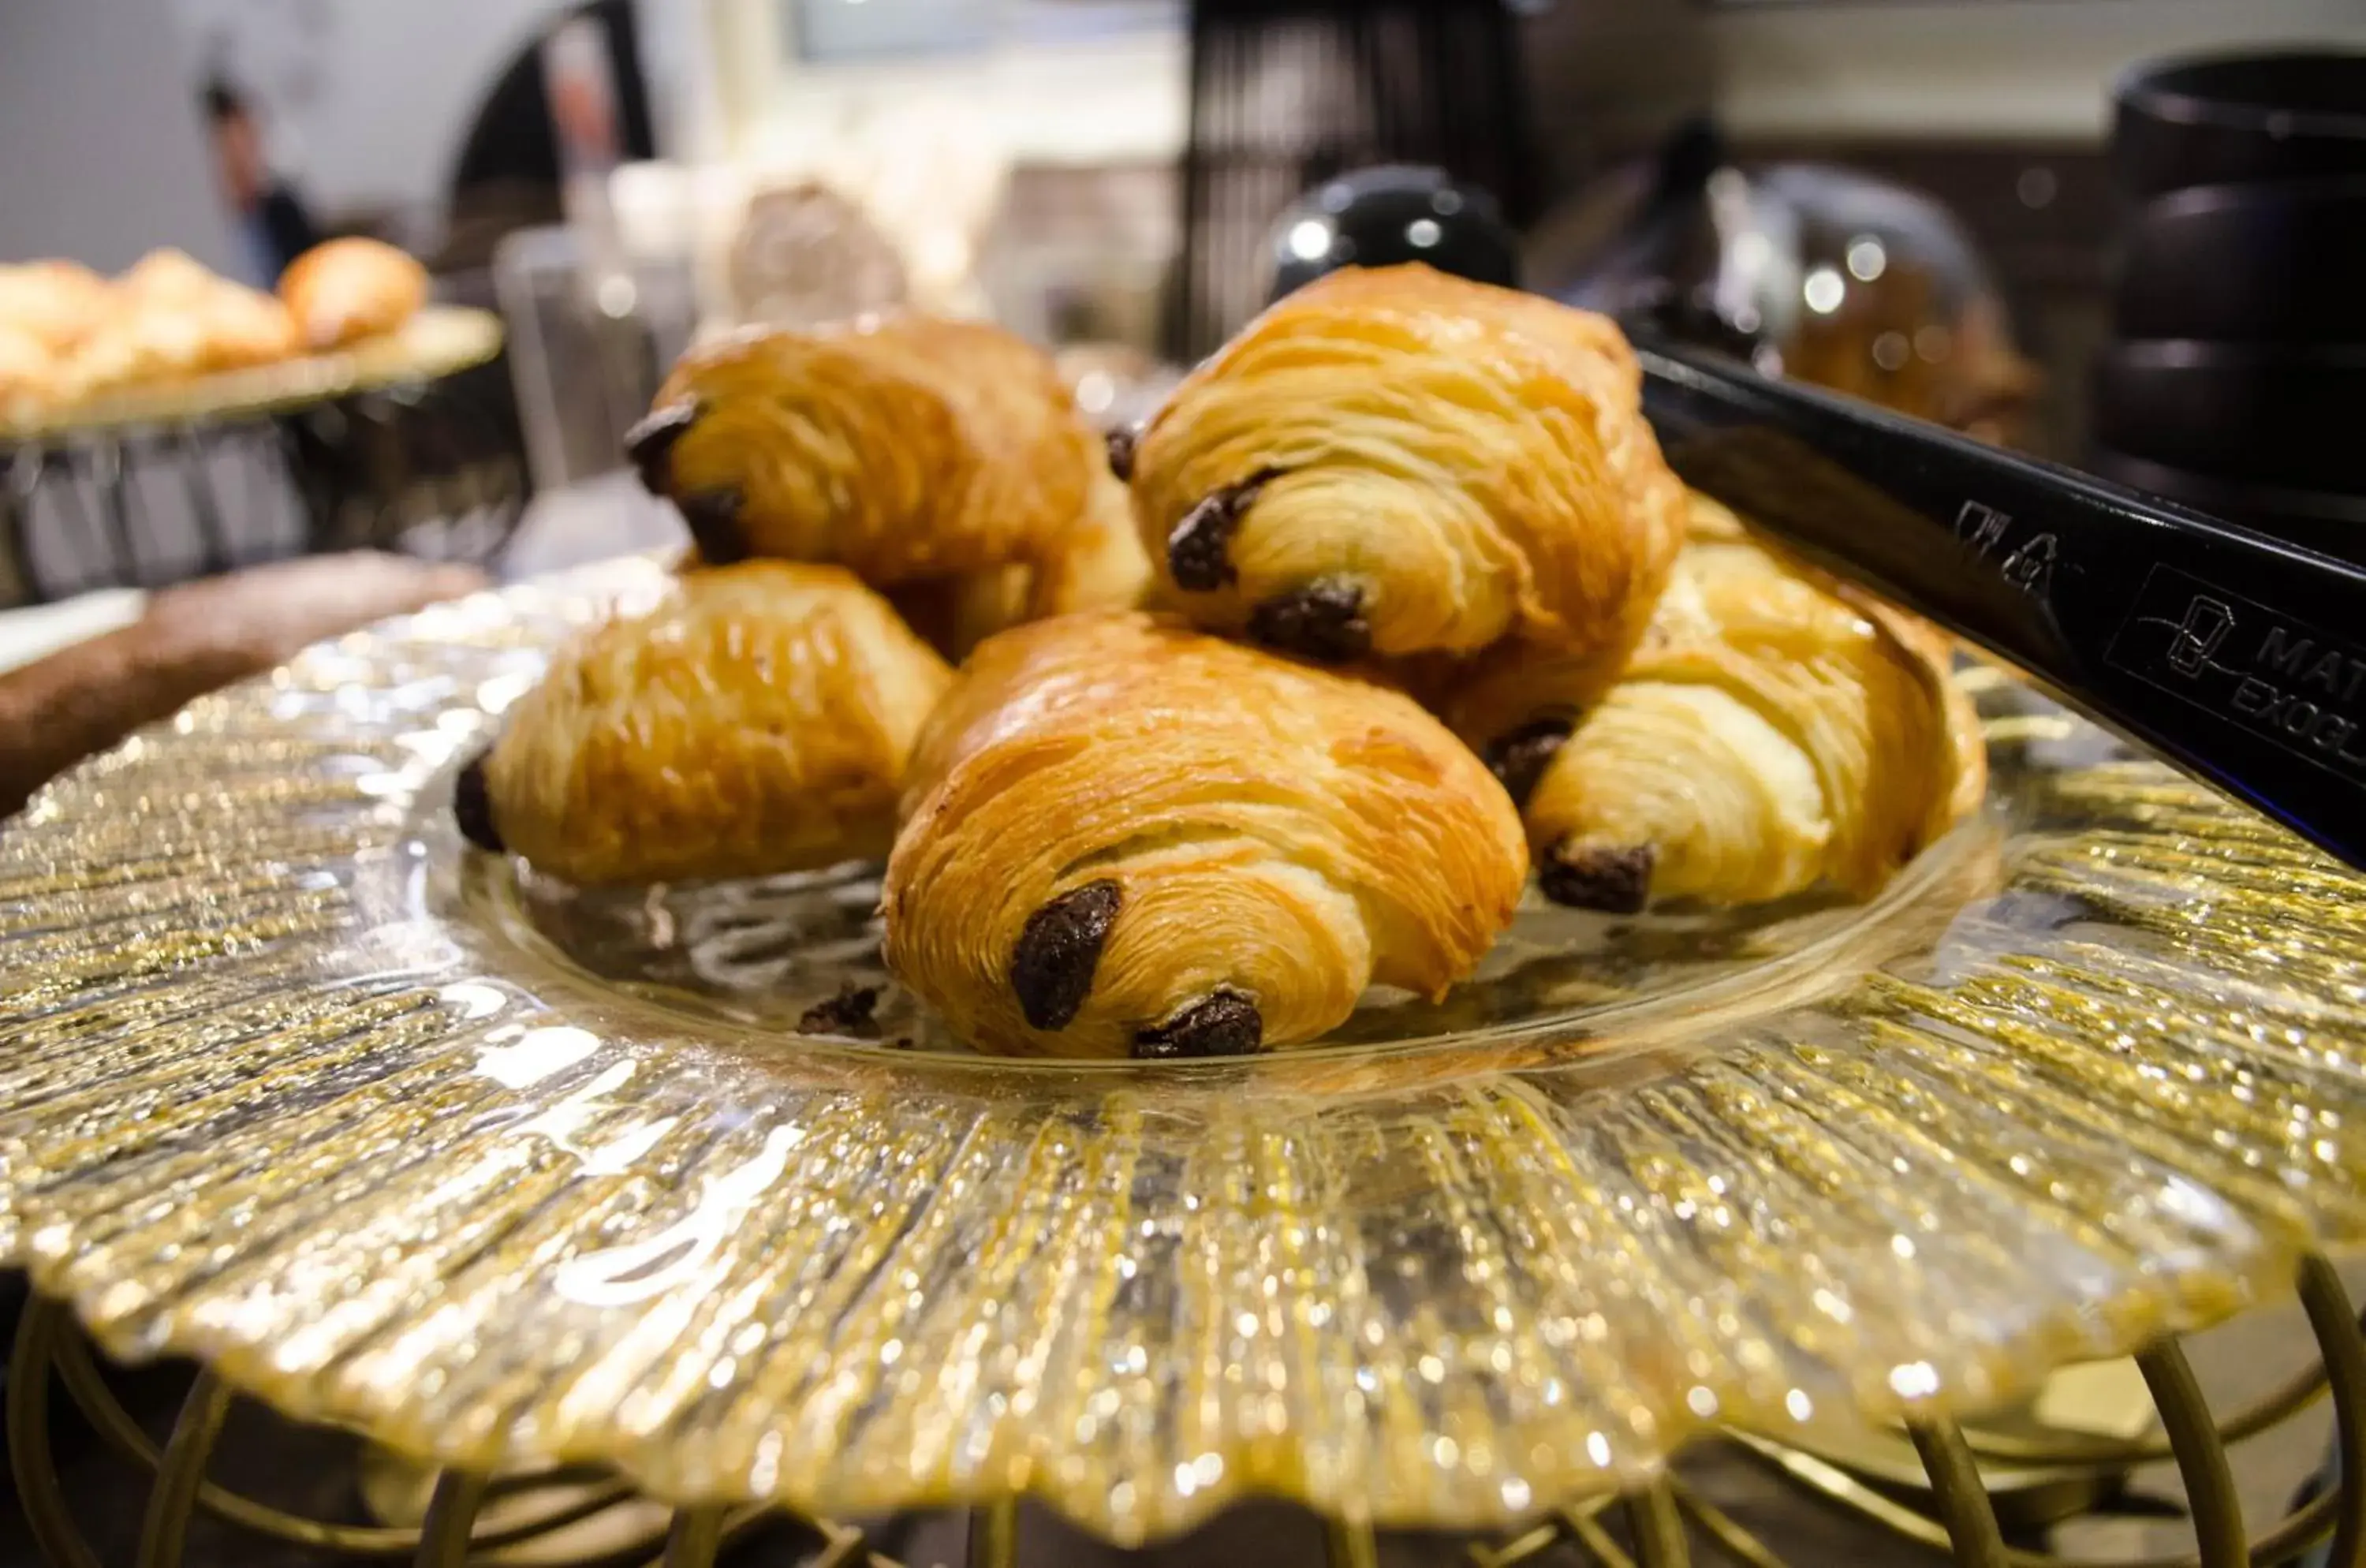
[798,984,880,1036]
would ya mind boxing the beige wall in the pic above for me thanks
[1524,0,2366,179]
[0,0,241,272]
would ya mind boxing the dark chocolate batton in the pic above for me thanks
[451,749,503,854]
[1008,880,1122,1031]
[1539,842,1655,913]
[1105,425,1139,483]
[623,402,751,564]
[1132,989,1263,1059]
[1481,717,1574,810]
[1248,579,1371,662]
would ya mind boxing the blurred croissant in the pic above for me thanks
[457,562,953,887]
[1125,263,1685,664]
[883,613,1528,1059]
[1442,495,1984,910]
[68,259,297,395]
[278,237,430,351]
[0,259,111,355]
[0,323,62,424]
[118,248,222,309]
[625,315,1108,591]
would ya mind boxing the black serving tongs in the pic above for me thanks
[1260,163,2366,870]
[1638,338,2366,873]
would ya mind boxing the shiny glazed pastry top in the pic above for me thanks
[457,561,953,887]
[623,315,1107,591]
[1443,496,1985,911]
[881,612,1529,1059]
[1125,263,1685,664]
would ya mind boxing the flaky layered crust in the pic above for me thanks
[278,237,430,351]
[1444,496,1984,911]
[626,315,1104,589]
[466,562,953,887]
[885,466,1155,662]
[1128,263,1685,663]
[882,613,1528,1059]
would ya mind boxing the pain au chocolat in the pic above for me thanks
[1125,263,1685,666]
[881,612,1528,1059]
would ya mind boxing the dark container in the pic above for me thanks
[2086,446,2366,566]
[2092,340,2366,491]
[2113,50,2366,200]
[2115,176,2366,342]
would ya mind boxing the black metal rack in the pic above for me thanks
[0,353,528,606]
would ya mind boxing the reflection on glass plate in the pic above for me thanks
[0,556,2360,1546]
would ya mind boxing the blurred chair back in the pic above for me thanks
[1167,0,1532,359]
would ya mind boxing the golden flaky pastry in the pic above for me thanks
[278,237,431,351]
[882,613,1528,1060]
[1125,263,1685,665]
[0,259,111,355]
[884,465,1156,660]
[623,315,1106,592]
[456,562,953,887]
[1442,495,1984,912]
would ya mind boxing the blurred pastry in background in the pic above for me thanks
[65,277,296,398]
[0,323,63,424]
[2,237,434,424]
[278,237,431,352]
[727,180,909,331]
[196,280,302,367]
[118,248,228,310]
[0,259,111,355]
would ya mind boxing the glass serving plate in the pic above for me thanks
[0,554,2361,1546]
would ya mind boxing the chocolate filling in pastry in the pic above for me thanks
[1105,424,1140,483]
[1131,988,1263,1059]
[1539,841,1655,913]
[677,489,751,566]
[1482,717,1575,809]
[623,402,700,495]
[1166,471,1276,591]
[1009,879,1122,1030]
[452,748,504,854]
[1248,577,1371,662]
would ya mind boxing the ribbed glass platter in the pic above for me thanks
[0,555,2360,1546]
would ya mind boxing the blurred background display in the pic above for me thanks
[0,0,2362,592]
